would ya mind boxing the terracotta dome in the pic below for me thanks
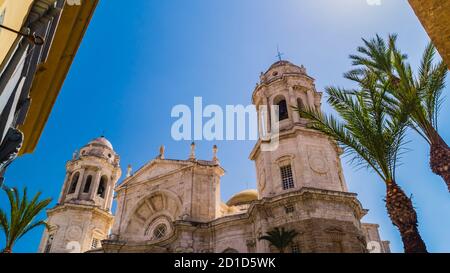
[226,189,258,206]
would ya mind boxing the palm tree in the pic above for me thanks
[0,187,52,253]
[296,73,428,253]
[258,227,299,253]
[347,34,449,192]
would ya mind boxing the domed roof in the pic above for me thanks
[88,136,113,150]
[226,189,258,206]
[265,60,305,75]
[258,60,308,86]
[267,60,296,70]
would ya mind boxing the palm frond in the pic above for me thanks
[258,227,298,252]
[348,34,448,145]
[296,74,409,183]
[0,187,52,252]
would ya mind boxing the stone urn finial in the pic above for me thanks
[300,64,306,74]
[259,72,266,83]
[126,164,132,178]
[159,145,165,160]
[190,142,196,160]
[212,145,218,163]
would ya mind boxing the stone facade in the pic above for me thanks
[40,60,390,253]
[409,0,450,69]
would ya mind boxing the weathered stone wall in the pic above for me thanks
[255,130,346,197]
[409,0,450,69]
[111,159,223,242]
[38,206,113,253]
[280,218,366,253]
[103,187,386,253]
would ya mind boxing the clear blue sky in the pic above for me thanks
[1,0,449,253]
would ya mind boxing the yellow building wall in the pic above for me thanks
[409,0,450,69]
[0,0,34,67]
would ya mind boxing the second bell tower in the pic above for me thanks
[250,60,349,198]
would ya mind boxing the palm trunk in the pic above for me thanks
[389,75,450,191]
[429,132,450,192]
[2,248,12,253]
[385,180,428,253]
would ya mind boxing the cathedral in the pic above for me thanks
[38,60,390,253]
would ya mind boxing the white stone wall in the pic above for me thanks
[38,206,113,253]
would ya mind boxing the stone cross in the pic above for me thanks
[276,46,284,61]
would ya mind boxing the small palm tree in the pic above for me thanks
[297,73,428,253]
[0,187,52,253]
[258,227,298,253]
[347,34,449,192]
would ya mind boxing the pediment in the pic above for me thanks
[119,160,190,188]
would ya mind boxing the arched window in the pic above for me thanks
[83,175,92,193]
[280,164,295,190]
[222,248,239,253]
[274,96,289,121]
[153,224,167,239]
[97,176,107,198]
[297,98,305,118]
[68,172,80,194]
[44,234,54,253]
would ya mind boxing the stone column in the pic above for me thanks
[58,172,70,203]
[89,169,102,201]
[264,152,275,197]
[105,176,115,211]
[74,168,85,199]
[181,167,194,220]
[314,93,321,110]
[307,89,315,111]
[106,186,113,211]
[266,96,272,134]
[289,87,300,123]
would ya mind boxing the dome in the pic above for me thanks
[226,189,258,206]
[265,60,306,75]
[88,136,113,150]
[267,60,296,70]
[259,60,308,85]
[77,136,118,165]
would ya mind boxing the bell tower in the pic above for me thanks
[38,137,121,253]
[250,60,349,198]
